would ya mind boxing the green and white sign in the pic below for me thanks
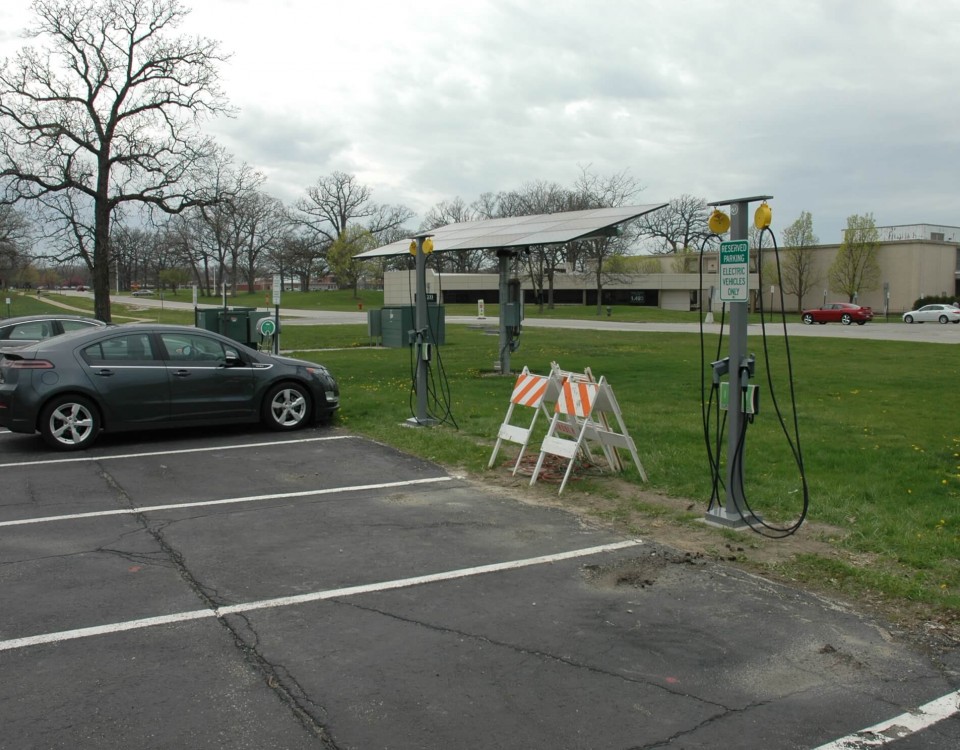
[257,317,277,337]
[719,240,750,302]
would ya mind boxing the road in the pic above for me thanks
[88,292,960,344]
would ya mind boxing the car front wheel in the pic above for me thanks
[802,313,814,324]
[263,382,311,431]
[904,315,914,324]
[841,314,852,325]
[39,395,100,451]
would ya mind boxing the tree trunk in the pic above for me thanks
[93,191,113,322]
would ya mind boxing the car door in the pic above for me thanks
[917,305,938,322]
[80,331,171,426]
[158,331,257,422]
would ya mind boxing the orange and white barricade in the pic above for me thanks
[488,366,564,474]
[530,375,647,494]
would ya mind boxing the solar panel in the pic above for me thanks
[353,203,667,258]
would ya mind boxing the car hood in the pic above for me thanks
[268,353,328,371]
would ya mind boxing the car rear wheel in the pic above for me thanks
[841,314,852,325]
[904,314,914,324]
[262,382,311,431]
[39,395,100,451]
[802,313,814,324]
[939,315,949,324]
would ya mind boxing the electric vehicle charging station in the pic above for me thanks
[407,234,439,426]
[354,205,667,427]
[705,195,773,530]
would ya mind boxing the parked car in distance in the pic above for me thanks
[801,302,874,326]
[131,288,155,297]
[902,304,960,324]
[0,323,339,450]
[0,315,107,350]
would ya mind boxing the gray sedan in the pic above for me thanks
[0,323,339,450]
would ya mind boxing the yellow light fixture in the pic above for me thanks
[409,240,417,255]
[423,237,434,254]
[754,201,772,230]
[708,209,731,234]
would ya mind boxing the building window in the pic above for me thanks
[931,232,945,241]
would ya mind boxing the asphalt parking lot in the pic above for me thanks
[1,423,958,749]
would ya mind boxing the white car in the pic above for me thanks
[902,304,960,324]
[131,288,155,297]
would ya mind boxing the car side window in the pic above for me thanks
[9,321,50,340]
[61,319,99,333]
[82,333,156,363]
[160,332,229,365]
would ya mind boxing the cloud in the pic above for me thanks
[2,0,959,244]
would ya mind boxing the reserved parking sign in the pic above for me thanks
[719,240,749,302]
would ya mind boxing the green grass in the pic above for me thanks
[6,290,958,622]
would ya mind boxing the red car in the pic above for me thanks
[801,302,873,325]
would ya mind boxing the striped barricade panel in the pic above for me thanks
[488,367,566,474]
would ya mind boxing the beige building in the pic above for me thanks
[382,224,960,314]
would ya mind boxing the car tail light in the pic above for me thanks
[6,359,55,369]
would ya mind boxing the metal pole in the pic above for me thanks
[497,250,511,375]
[705,195,772,529]
[407,236,437,426]
[724,201,750,524]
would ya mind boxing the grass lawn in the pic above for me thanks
[6,289,957,636]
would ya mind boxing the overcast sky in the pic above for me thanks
[1,0,957,246]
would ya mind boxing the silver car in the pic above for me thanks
[902,304,960,324]
[0,314,107,350]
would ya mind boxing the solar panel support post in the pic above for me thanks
[406,235,438,427]
[497,249,514,376]
[704,196,771,529]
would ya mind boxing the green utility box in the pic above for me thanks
[195,307,271,347]
[195,308,221,333]
[379,305,445,348]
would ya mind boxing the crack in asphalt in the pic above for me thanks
[97,466,342,749]
[332,596,732,712]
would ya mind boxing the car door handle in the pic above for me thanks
[173,369,192,377]
[96,369,115,377]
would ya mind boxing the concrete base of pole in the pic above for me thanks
[403,417,439,428]
[702,507,759,530]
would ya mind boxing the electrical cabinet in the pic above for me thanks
[379,306,445,348]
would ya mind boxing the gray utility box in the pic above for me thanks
[195,307,271,347]
[378,306,445,348]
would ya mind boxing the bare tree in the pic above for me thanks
[572,168,644,316]
[830,213,880,302]
[497,180,575,311]
[296,171,413,245]
[636,194,712,254]
[0,204,33,286]
[779,210,821,311]
[419,196,486,273]
[0,0,233,321]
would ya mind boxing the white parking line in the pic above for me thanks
[0,476,454,527]
[0,435,353,469]
[812,689,960,748]
[0,539,643,652]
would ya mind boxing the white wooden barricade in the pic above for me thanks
[530,375,647,495]
[488,366,565,474]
